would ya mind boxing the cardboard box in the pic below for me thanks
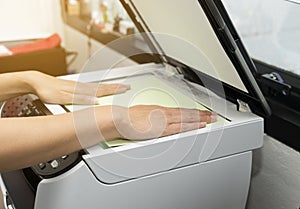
[0,47,68,76]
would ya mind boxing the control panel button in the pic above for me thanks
[50,160,59,169]
[61,155,68,160]
[38,163,46,170]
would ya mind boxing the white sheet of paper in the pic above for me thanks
[65,75,227,148]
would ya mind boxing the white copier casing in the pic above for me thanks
[1,0,270,209]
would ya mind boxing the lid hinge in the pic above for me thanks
[260,72,291,96]
[237,99,252,113]
[164,63,182,75]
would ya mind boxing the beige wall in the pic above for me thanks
[0,0,64,42]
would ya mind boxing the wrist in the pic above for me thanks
[14,71,41,95]
[95,105,125,140]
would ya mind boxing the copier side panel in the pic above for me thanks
[35,152,252,209]
[83,117,261,184]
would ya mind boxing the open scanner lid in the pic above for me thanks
[120,0,271,117]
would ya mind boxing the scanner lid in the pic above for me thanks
[120,0,271,117]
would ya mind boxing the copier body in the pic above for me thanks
[36,63,262,209]
[0,64,263,209]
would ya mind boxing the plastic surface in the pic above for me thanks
[35,152,252,209]
[60,66,263,184]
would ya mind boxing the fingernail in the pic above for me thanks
[116,86,130,93]
[124,84,131,90]
[210,114,217,122]
[200,122,207,127]
[95,98,101,105]
[88,96,98,104]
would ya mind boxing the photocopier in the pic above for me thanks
[0,0,271,209]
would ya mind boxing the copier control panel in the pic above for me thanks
[0,94,81,178]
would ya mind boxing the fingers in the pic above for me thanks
[163,122,207,137]
[164,108,217,124]
[57,82,130,104]
[74,83,131,97]
[199,111,217,123]
[100,84,131,96]
[116,105,217,141]
[134,105,216,137]
[107,84,131,95]
[72,95,97,105]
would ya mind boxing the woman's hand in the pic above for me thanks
[27,71,130,104]
[105,105,217,140]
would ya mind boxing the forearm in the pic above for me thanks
[0,106,119,172]
[0,113,79,171]
[0,103,214,172]
[0,71,36,102]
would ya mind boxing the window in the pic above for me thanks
[223,0,300,151]
[223,0,300,76]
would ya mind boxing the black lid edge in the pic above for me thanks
[197,0,271,117]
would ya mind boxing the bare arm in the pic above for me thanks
[0,104,215,172]
[0,71,216,172]
[0,71,35,101]
[0,71,129,171]
[0,105,121,172]
[0,71,130,103]
[0,113,79,171]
